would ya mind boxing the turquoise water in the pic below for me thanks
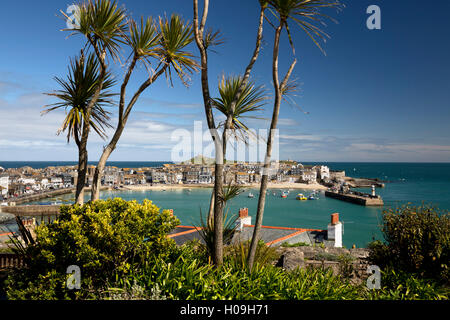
[4,162,450,248]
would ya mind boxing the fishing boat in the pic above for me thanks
[296,193,307,201]
[248,192,254,198]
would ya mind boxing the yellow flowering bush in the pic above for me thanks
[6,198,180,299]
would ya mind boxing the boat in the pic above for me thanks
[308,194,318,200]
[248,192,254,198]
[296,193,307,201]
[281,191,288,198]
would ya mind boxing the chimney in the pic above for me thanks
[236,207,251,231]
[331,213,339,225]
[327,212,342,248]
[239,208,248,218]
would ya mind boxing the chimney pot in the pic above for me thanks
[331,213,339,225]
[239,208,248,218]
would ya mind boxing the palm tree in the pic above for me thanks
[90,13,199,201]
[213,76,266,140]
[43,52,116,204]
[247,0,343,271]
[209,75,266,225]
[193,0,267,266]
[61,0,127,204]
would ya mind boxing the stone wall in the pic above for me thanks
[1,205,61,217]
[277,246,371,285]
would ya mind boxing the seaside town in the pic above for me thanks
[0,160,345,201]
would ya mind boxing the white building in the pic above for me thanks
[317,166,330,181]
[0,174,9,197]
[19,178,36,185]
[50,177,63,188]
[301,170,317,184]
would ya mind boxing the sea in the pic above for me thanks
[1,161,449,248]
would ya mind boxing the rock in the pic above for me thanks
[297,246,325,259]
[280,248,305,271]
[349,248,370,259]
[324,247,350,256]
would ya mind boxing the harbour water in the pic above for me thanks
[3,162,450,248]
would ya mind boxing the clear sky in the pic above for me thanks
[0,0,449,162]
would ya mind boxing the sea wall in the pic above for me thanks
[6,188,75,205]
[325,191,384,206]
[1,205,61,217]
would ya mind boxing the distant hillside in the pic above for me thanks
[179,155,216,165]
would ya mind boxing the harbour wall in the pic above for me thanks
[6,188,75,205]
[325,191,384,206]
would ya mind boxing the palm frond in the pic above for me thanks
[128,16,161,63]
[202,28,225,53]
[43,52,117,143]
[156,14,199,87]
[267,0,344,55]
[212,76,267,142]
[63,0,128,62]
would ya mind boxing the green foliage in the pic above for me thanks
[212,75,267,137]
[43,52,116,143]
[157,14,198,86]
[225,240,280,271]
[337,254,355,280]
[369,204,450,284]
[114,243,362,300]
[281,241,310,247]
[6,198,179,300]
[267,0,344,55]
[71,0,128,61]
[366,268,450,300]
[197,209,237,258]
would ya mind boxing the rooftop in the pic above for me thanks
[168,225,332,247]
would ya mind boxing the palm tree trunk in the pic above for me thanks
[207,186,215,226]
[213,162,224,265]
[193,0,265,266]
[91,144,114,200]
[90,64,167,201]
[75,125,89,205]
[247,20,284,271]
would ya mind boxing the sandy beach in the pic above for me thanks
[124,182,327,192]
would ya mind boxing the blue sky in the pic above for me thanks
[0,0,449,162]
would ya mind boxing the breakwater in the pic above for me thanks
[6,188,75,205]
[325,191,384,206]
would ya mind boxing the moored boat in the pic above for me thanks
[296,193,307,201]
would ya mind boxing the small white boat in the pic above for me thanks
[248,192,254,198]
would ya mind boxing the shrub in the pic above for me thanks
[224,239,280,270]
[6,198,179,299]
[281,242,310,247]
[109,242,362,300]
[368,204,450,284]
[366,268,450,300]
